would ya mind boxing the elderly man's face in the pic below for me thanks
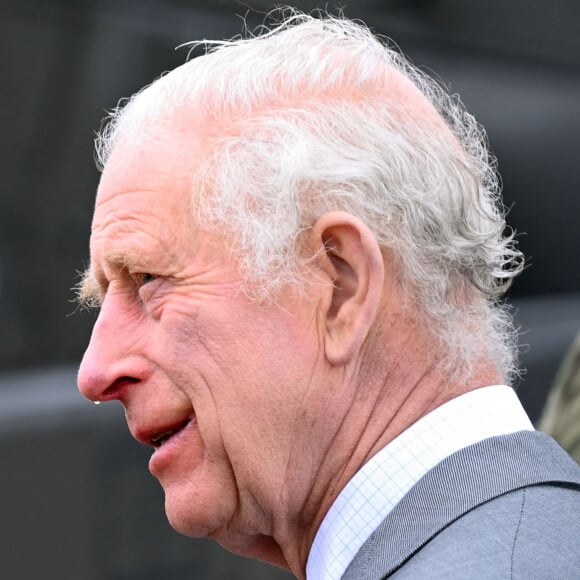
[77,124,333,553]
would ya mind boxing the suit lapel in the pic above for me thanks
[342,431,580,580]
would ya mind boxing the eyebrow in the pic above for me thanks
[75,268,103,309]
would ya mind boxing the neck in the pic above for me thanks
[282,322,502,577]
[239,308,503,578]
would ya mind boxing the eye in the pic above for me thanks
[131,272,158,287]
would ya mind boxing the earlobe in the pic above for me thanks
[312,212,385,366]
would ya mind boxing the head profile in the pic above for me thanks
[87,10,522,381]
[77,9,524,577]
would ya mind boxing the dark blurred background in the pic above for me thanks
[1,1,579,578]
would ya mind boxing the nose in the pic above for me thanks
[77,291,148,403]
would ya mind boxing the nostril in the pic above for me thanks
[115,376,140,387]
[100,375,141,401]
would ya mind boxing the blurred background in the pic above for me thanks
[1,0,579,578]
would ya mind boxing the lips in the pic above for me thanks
[149,419,191,448]
[132,415,194,449]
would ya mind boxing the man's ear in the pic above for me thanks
[312,211,385,366]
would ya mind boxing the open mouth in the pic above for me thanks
[150,419,191,448]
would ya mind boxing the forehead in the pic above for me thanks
[90,122,205,270]
[96,120,200,205]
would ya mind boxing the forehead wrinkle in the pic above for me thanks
[93,202,181,258]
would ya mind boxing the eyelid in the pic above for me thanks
[130,272,158,286]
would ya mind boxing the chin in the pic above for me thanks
[163,502,218,539]
[160,478,234,539]
[162,485,281,565]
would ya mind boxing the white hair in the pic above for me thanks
[95,9,524,381]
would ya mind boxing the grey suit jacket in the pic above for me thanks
[343,431,580,579]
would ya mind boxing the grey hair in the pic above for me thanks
[95,9,524,382]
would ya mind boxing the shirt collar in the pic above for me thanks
[306,385,534,580]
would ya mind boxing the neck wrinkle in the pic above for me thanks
[269,314,502,579]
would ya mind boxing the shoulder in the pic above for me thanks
[388,482,580,579]
[344,431,580,580]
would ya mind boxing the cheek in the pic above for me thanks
[156,298,214,370]
[159,297,320,454]
[158,296,261,384]
[156,300,329,524]
[155,302,259,459]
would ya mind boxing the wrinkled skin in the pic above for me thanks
[77,125,352,571]
[77,114,483,578]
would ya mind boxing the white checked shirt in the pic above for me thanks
[306,385,534,580]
